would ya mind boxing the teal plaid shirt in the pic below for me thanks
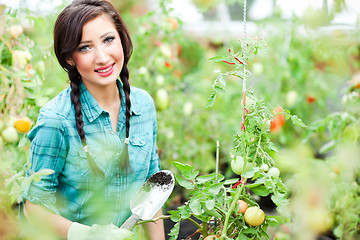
[21,79,161,227]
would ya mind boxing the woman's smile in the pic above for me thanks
[95,63,115,77]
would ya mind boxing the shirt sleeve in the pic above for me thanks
[21,110,68,214]
[146,100,161,179]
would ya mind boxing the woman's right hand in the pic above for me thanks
[67,222,134,240]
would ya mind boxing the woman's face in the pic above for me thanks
[69,14,124,89]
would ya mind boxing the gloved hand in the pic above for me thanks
[67,222,134,240]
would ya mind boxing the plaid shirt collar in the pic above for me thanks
[79,79,141,123]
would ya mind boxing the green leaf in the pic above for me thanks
[214,85,225,93]
[217,75,226,86]
[266,216,279,227]
[205,198,216,210]
[207,182,223,195]
[224,178,241,186]
[239,232,248,240]
[167,210,181,222]
[179,205,191,219]
[266,215,290,225]
[168,221,180,240]
[175,175,194,190]
[259,229,269,238]
[17,136,29,148]
[196,173,217,184]
[319,140,335,154]
[205,92,216,108]
[171,162,199,179]
[248,185,270,197]
[271,193,289,206]
[243,227,257,234]
[290,115,307,127]
[21,176,33,189]
[189,198,202,215]
[202,202,221,218]
[242,167,259,179]
[34,169,55,183]
[209,55,227,62]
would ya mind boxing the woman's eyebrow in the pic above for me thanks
[79,32,115,44]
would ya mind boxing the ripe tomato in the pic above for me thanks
[14,117,32,133]
[270,107,285,132]
[268,167,280,178]
[244,206,265,227]
[231,156,249,175]
[6,25,23,39]
[204,235,218,240]
[237,200,248,214]
[167,17,179,30]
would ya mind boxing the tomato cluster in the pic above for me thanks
[236,200,265,227]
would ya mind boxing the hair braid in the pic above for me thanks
[69,69,105,177]
[119,64,131,170]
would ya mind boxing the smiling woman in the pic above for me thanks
[19,0,165,239]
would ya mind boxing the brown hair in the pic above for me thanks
[54,0,133,177]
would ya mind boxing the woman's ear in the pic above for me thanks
[67,58,75,66]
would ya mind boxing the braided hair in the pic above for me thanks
[54,0,133,177]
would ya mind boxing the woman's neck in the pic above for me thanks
[83,81,121,110]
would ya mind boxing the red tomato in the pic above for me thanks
[270,107,285,132]
[306,95,316,104]
[237,200,248,214]
[204,235,218,240]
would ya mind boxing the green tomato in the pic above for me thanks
[231,156,249,175]
[244,206,265,227]
[252,62,264,75]
[268,167,280,178]
[243,97,255,112]
[260,164,269,172]
[156,89,169,111]
[183,101,193,116]
[286,90,298,106]
[1,126,19,143]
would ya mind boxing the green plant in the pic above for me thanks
[167,38,305,239]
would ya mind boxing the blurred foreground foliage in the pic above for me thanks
[0,0,359,239]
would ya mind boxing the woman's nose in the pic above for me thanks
[95,46,110,64]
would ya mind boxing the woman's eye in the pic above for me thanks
[78,45,90,52]
[104,36,115,44]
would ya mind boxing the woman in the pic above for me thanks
[21,0,165,239]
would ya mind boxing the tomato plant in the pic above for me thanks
[167,38,305,240]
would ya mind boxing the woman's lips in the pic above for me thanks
[95,63,115,77]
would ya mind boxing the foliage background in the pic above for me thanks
[0,0,359,239]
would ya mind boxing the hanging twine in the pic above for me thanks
[240,0,248,132]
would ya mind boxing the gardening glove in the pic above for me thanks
[67,222,134,240]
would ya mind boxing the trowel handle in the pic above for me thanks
[120,214,140,231]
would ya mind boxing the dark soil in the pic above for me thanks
[148,171,173,188]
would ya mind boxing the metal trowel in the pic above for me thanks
[120,170,175,231]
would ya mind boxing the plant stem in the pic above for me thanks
[186,215,202,230]
[136,215,171,225]
[200,221,208,237]
[220,179,247,240]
